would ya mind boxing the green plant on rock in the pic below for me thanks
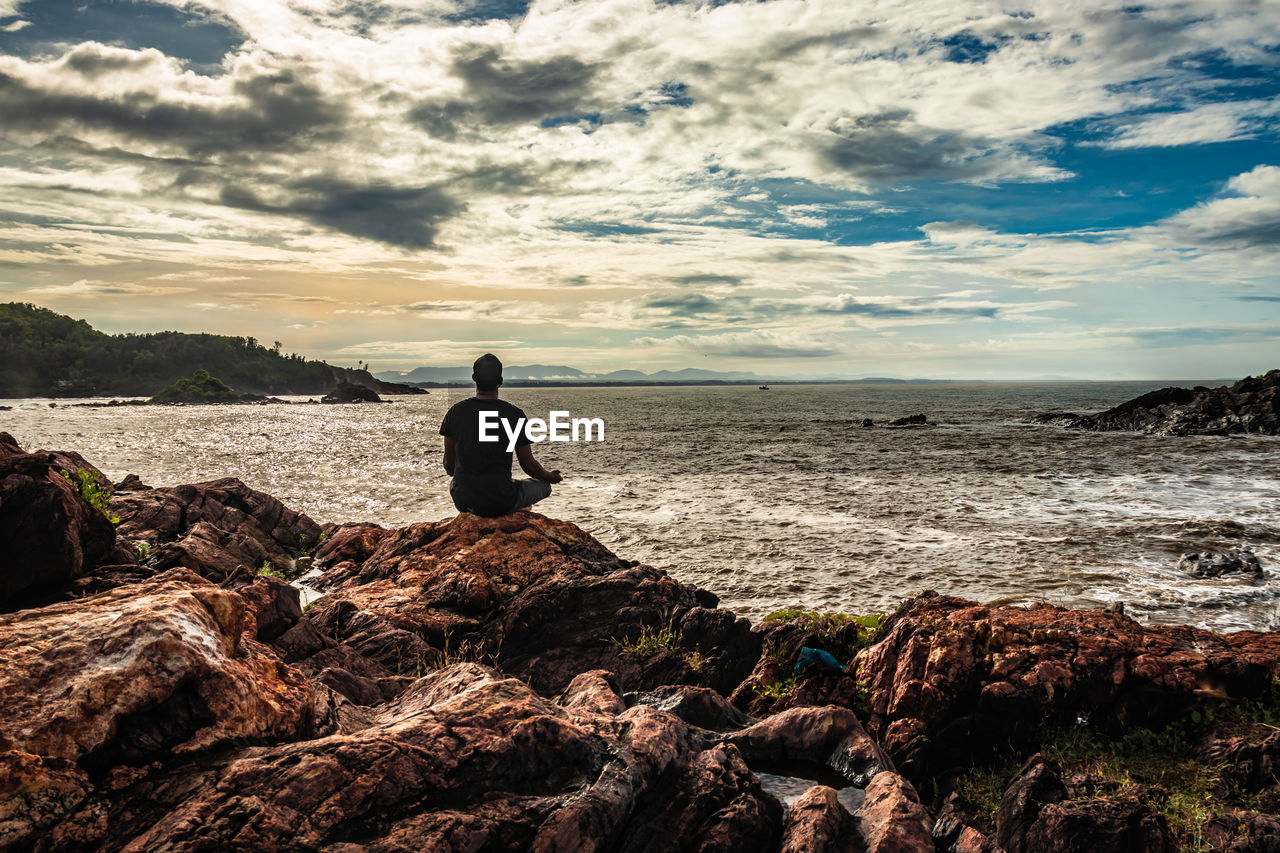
[752,676,796,700]
[256,560,285,580]
[762,607,888,661]
[61,468,119,524]
[134,540,150,560]
[611,619,680,658]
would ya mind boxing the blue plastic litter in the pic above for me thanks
[794,646,844,676]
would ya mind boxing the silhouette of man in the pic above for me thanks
[439,353,562,516]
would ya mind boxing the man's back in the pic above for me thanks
[439,397,529,516]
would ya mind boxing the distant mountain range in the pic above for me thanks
[375,365,760,383]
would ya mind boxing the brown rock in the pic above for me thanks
[1023,798,1173,852]
[113,476,322,577]
[995,754,1066,852]
[113,473,151,491]
[42,664,781,852]
[559,670,627,716]
[0,570,314,848]
[855,770,935,852]
[310,512,760,695]
[849,592,1280,782]
[778,785,860,853]
[0,436,118,609]
[725,705,891,788]
[627,684,755,731]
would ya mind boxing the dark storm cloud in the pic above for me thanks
[818,108,1002,183]
[0,66,346,156]
[220,178,463,249]
[408,45,599,138]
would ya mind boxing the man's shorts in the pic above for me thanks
[510,478,552,512]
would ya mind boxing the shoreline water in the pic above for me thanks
[4,380,1279,633]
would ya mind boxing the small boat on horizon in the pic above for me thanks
[758,384,770,390]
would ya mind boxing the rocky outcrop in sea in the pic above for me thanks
[1034,369,1280,436]
[4,431,1280,851]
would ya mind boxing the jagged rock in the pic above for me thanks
[995,754,1066,852]
[37,664,782,852]
[236,575,304,641]
[1207,731,1280,798]
[1049,370,1280,436]
[855,770,935,852]
[627,684,755,731]
[725,705,892,788]
[933,801,1001,853]
[1023,798,1172,852]
[0,570,315,848]
[849,592,1280,784]
[320,382,382,403]
[888,414,930,427]
[1204,812,1280,852]
[113,473,151,491]
[560,670,628,716]
[1178,549,1264,579]
[310,512,760,695]
[0,433,118,609]
[112,476,322,583]
[778,785,860,853]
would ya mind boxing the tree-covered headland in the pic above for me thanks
[0,303,411,398]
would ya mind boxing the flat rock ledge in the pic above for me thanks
[3,431,1280,851]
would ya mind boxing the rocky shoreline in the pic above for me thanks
[1034,370,1279,436]
[3,432,1280,851]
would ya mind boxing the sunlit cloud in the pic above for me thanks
[0,0,1276,377]
[25,279,195,296]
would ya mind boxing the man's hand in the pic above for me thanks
[516,444,562,484]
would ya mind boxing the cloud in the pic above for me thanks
[1102,100,1280,149]
[25,279,194,296]
[0,53,347,156]
[815,293,1000,320]
[2,19,29,32]
[220,178,463,249]
[637,330,839,358]
[1163,165,1280,250]
[227,291,339,303]
[334,338,523,359]
[410,45,600,139]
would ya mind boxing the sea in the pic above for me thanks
[5,381,1279,633]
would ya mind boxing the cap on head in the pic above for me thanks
[473,353,503,390]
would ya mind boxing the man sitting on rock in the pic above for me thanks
[439,353,562,516]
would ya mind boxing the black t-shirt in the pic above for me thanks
[439,397,532,516]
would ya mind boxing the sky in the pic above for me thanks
[1,0,1279,379]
